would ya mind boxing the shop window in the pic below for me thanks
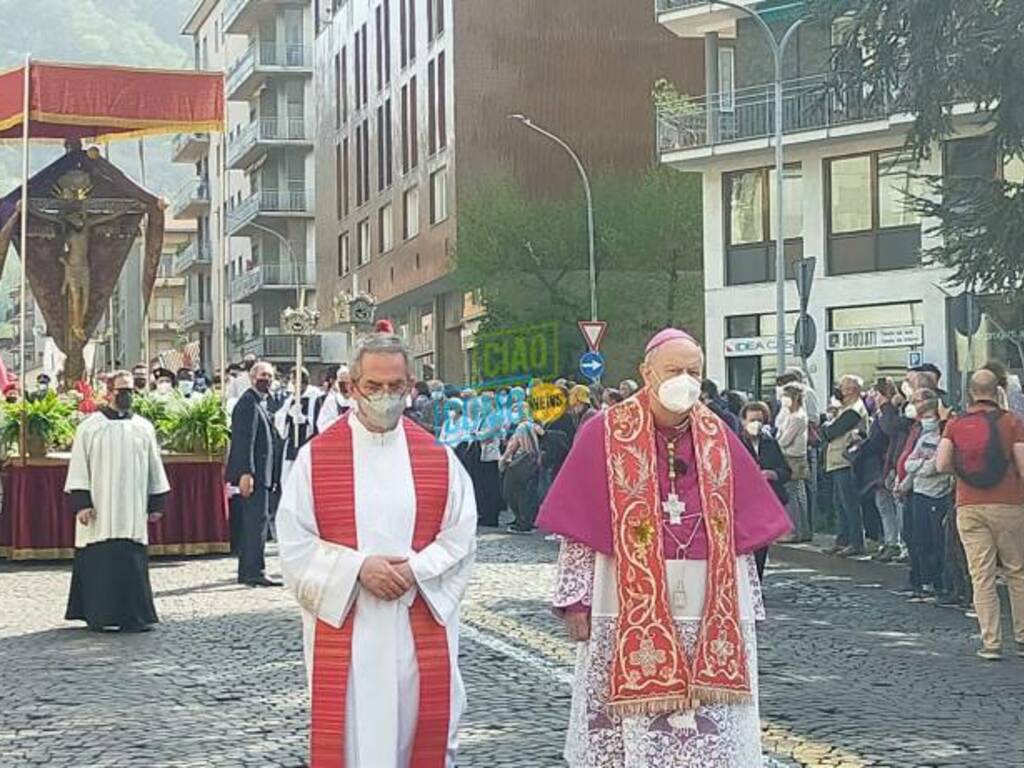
[827,302,924,386]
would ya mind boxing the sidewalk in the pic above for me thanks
[771,535,914,591]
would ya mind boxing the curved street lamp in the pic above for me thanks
[508,114,597,323]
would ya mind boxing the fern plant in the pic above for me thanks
[164,393,230,455]
[1,393,78,455]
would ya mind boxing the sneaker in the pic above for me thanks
[935,594,959,607]
[838,545,866,557]
[909,589,929,602]
[976,647,1002,661]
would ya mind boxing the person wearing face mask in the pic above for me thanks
[64,370,170,633]
[775,383,811,542]
[536,328,791,765]
[176,368,196,399]
[276,321,477,767]
[822,375,869,556]
[151,368,176,400]
[897,389,953,601]
[226,361,281,588]
[274,366,321,491]
[739,401,791,579]
[26,372,52,402]
[132,364,149,394]
[861,378,906,563]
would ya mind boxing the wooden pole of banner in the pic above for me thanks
[138,139,151,373]
[18,55,31,463]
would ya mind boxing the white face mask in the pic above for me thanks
[655,373,701,414]
[901,381,914,399]
[904,403,918,420]
[156,381,172,395]
[361,392,406,430]
[781,395,793,410]
[178,381,193,396]
[745,420,763,437]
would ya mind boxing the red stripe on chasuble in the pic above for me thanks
[310,416,451,767]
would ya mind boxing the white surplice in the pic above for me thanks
[65,413,170,549]
[315,390,355,434]
[277,412,477,768]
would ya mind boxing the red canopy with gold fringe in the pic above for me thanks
[0,60,224,142]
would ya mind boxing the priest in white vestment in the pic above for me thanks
[278,324,477,768]
[65,370,170,632]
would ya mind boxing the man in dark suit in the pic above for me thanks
[226,361,280,587]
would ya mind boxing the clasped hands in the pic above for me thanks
[358,555,416,601]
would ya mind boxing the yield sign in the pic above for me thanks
[578,320,608,352]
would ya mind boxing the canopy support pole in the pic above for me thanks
[18,55,31,463]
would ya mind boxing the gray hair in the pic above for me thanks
[251,361,274,377]
[350,333,414,380]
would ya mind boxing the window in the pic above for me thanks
[342,136,350,216]
[379,203,393,253]
[355,124,364,206]
[724,312,800,399]
[430,167,447,224]
[437,51,446,150]
[384,0,391,85]
[827,150,922,274]
[718,47,735,113]
[427,0,443,39]
[403,187,420,239]
[339,232,350,276]
[340,46,348,123]
[407,0,416,62]
[409,75,418,168]
[334,53,342,128]
[155,297,174,322]
[828,302,923,385]
[723,165,804,285]
[400,0,408,69]
[354,31,362,108]
[377,105,385,191]
[401,84,410,173]
[384,98,393,187]
[375,5,383,92]
[358,218,371,265]
[335,142,344,219]
[360,24,369,108]
[427,59,436,155]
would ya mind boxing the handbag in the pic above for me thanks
[786,453,810,481]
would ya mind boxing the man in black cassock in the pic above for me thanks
[65,371,170,632]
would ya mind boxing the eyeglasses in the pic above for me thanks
[357,381,408,397]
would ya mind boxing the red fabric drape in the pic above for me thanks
[0,61,224,141]
[0,460,229,559]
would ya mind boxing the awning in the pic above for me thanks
[0,60,224,142]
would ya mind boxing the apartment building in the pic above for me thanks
[656,0,1024,403]
[313,0,704,381]
[178,0,329,372]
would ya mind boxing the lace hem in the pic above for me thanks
[553,538,596,609]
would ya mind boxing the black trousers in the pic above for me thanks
[238,486,269,584]
[906,492,949,591]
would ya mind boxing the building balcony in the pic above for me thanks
[656,0,785,39]
[657,74,900,160]
[171,132,210,164]
[227,117,313,170]
[224,0,299,35]
[229,262,316,304]
[154,275,186,288]
[226,189,314,236]
[148,317,179,332]
[226,42,312,102]
[172,239,212,274]
[240,332,322,361]
[170,177,211,219]
[179,302,214,330]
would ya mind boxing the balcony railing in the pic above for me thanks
[226,42,312,95]
[241,333,322,360]
[180,302,214,328]
[655,0,707,10]
[227,117,310,166]
[229,262,316,302]
[172,240,212,274]
[170,177,211,217]
[226,189,314,232]
[657,74,897,154]
[171,132,209,162]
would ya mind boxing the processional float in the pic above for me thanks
[0,58,223,455]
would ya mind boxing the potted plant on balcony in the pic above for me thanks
[1,392,77,458]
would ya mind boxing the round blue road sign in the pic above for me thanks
[579,351,605,381]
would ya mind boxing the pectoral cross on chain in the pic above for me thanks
[664,492,685,526]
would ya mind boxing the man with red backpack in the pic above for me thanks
[937,369,1024,661]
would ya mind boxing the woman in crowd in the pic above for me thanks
[500,415,544,534]
[898,388,954,601]
[775,382,811,542]
[473,391,505,527]
[739,401,792,579]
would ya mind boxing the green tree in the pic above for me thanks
[810,0,1024,292]
[453,167,703,384]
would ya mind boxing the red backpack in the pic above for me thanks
[953,409,1010,489]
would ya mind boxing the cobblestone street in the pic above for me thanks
[3,532,1024,767]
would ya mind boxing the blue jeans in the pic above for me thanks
[831,467,864,550]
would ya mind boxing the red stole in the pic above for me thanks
[309,415,451,767]
[603,391,750,716]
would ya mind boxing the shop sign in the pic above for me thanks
[724,335,795,358]
[825,325,923,351]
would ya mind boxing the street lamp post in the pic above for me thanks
[705,1,803,378]
[508,114,597,322]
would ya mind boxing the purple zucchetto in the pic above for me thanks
[644,327,697,355]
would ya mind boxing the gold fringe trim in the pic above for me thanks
[607,695,694,719]
[2,542,230,561]
[689,685,753,707]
